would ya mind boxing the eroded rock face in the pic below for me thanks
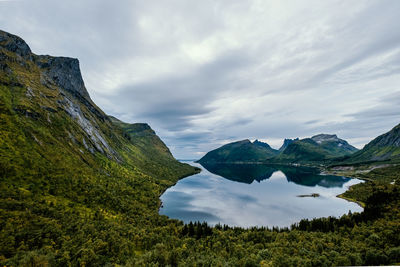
[0,30,90,99]
[63,97,115,156]
[0,29,114,158]
[0,30,32,59]
[35,56,90,98]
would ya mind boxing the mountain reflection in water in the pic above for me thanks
[200,162,350,188]
[159,161,363,227]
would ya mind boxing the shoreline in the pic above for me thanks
[336,192,365,208]
[157,164,201,210]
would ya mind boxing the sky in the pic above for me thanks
[1,0,400,159]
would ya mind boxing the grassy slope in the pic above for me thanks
[0,37,199,265]
[109,116,199,182]
[1,32,400,266]
[275,138,358,164]
[275,139,331,162]
[344,123,400,164]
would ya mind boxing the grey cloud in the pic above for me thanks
[1,0,399,158]
[303,2,400,87]
[103,49,255,130]
[305,120,320,125]
[313,93,400,148]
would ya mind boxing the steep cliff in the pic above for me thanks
[0,29,199,265]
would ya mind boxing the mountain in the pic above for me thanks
[0,29,197,181]
[1,30,400,267]
[343,123,400,163]
[310,134,358,155]
[200,162,350,187]
[0,30,199,264]
[253,139,277,151]
[199,134,357,164]
[279,138,299,151]
[276,134,358,163]
[200,162,276,184]
[197,139,278,163]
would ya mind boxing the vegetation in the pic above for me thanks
[1,29,400,266]
[198,139,278,164]
[342,123,400,164]
[275,134,358,164]
[199,134,358,165]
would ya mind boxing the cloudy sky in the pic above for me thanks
[1,0,400,158]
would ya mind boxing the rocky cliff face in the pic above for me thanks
[0,29,199,266]
[0,30,32,59]
[0,29,196,180]
[35,55,90,99]
[0,30,90,99]
[0,30,117,158]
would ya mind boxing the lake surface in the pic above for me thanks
[159,161,363,228]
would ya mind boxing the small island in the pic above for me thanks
[297,193,320,198]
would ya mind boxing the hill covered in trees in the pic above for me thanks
[1,30,399,266]
[197,139,278,164]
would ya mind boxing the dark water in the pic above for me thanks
[160,161,363,228]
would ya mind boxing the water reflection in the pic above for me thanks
[160,161,363,228]
[201,163,350,187]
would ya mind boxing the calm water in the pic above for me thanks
[160,161,363,228]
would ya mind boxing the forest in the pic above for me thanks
[1,28,400,266]
[1,148,399,266]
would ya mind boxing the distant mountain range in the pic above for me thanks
[200,162,351,187]
[279,138,299,152]
[276,134,358,163]
[198,128,400,164]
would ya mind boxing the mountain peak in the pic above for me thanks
[35,55,90,99]
[0,30,32,59]
[311,134,339,143]
[230,139,251,145]
[198,139,277,163]
[279,138,299,151]
[0,30,90,99]
[253,139,272,149]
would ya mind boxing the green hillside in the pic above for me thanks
[0,29,199,265]
[108,116,199,180]
[343,123,400,164]
[276,134,358,163]
[197,139,278,163]
[199,134,358,164]
[1,30,400,266]
[279,138,299,151]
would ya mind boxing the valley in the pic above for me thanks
[1,29,399,266]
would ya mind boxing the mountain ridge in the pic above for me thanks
[1,29,400,266]
[199,134,358,164]
[276,133,358,163]
[279,138,299,151]
[337,123,400,164]
[197,139,278,163]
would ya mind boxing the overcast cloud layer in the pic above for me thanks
[1,0,400,158]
